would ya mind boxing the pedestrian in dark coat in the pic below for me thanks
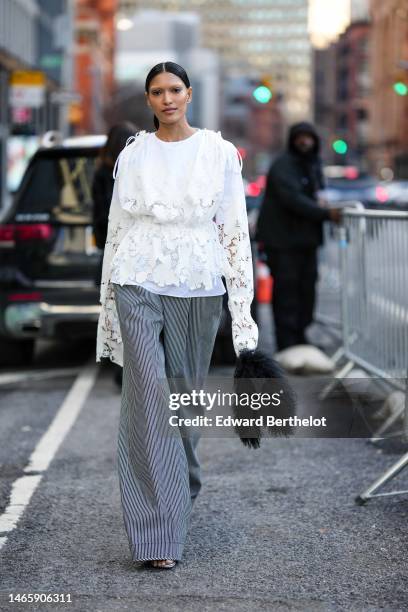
[92,121,137,386]
[92,121,138,284]
[255,121,342,351]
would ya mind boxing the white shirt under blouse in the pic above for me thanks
[96,127,258,367]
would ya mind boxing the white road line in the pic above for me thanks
[0,367,82,386]
[0,361,98,550]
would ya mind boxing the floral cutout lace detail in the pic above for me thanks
[96,129,258,366]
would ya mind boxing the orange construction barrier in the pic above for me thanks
[256,261,273,303]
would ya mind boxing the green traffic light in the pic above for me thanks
[252,85,272,104]
[332,139,348,155]
[393,81,408,96]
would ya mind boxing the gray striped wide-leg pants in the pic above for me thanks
[113,283,223,562]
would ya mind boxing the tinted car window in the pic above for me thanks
[14,149,99,224]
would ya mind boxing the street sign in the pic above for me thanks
[40,54,63,69]
[9,71,46,109]
[10,71,46,86]
[10,87,45,108]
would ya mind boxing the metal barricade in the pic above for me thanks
[340,207,408,381]
[315,221,342,335]
[319,206,408,503]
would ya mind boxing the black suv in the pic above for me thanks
[0,134,105,366]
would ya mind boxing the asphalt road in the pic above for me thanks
[0,310,407,611]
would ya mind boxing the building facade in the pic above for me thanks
[334,20,372,167]
[118,0,312,123]
[369,0,408,178]
[0,0,70,211]
[351,0,370,22]
[313,44,337,161]
[74,0,117,134]
[313,18,372,169]
[114,10,220,132]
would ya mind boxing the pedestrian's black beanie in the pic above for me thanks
[288,121,321,155]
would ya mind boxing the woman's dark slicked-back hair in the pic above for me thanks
[145,61,190,130]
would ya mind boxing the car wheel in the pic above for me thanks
[0,338,35,367]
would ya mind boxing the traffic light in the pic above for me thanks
[252,85,272,104]
[252,75,273,104]
[332,139,348,155]
[393,81,408,96]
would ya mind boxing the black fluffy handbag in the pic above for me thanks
[233,348,297,448]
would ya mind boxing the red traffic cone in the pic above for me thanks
[256,261,273,303]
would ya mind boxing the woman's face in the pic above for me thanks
[146,72,192,125]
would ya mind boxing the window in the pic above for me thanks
[16,151,99,224]
[356,108,368,121]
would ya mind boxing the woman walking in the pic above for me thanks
[96,61,258,569]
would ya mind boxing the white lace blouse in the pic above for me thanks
[96,127,258,366]
[110,129,226,298]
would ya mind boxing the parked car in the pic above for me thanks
[0,133,106,366]
[363,181,408,210]
[324,176,378,206]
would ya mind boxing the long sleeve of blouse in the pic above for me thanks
[96,170,134,366]
[215,142,258,356]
